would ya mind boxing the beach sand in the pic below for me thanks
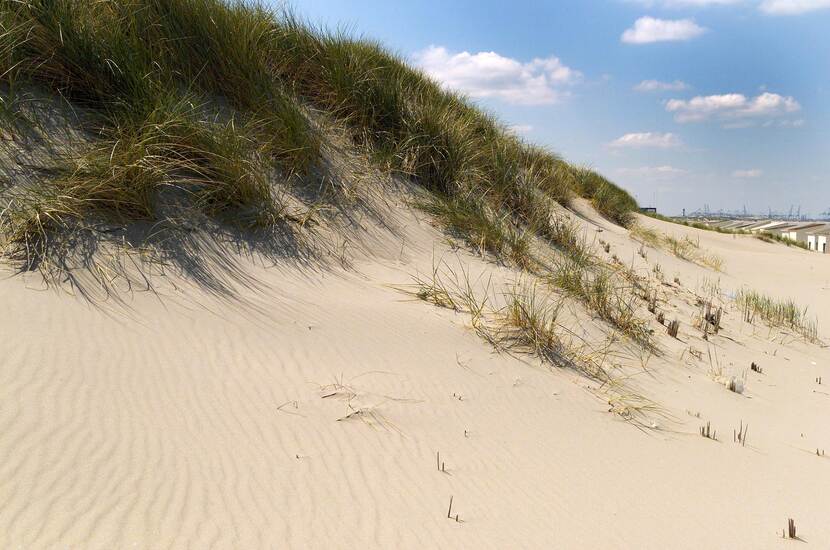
[1,199,829,549]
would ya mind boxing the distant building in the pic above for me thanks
[639,207,657,214]
[775,222,825,245]
[754,221,796,233]
[742,221,775,232]
[807,227,830,253]
[683,217,830,252]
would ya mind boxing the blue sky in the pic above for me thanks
[284,0,830,216]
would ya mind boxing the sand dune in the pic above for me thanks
[1,3,826,547]
[1,199,829,549]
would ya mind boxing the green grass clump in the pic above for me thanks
[537,214,594,268]
[549,258,652,348]
[0,0,639,286]
[415,194,532,268]
[501,283,566,362]
[572,168,638,226]
[405,262,664,427]
[0,0,319,254]
[3,0,318,168]
[630,224,725,272]
[405,264,611,381]
[664,235,696,261]
[736,289,819,343]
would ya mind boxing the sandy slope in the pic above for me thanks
[635,213,830,327]
[1,201,830,549]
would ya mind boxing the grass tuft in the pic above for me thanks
[548,258,652,348]
[736,288,819,343]
[402,260,665,428]
[572,167,637,226]
[414,194,532,268]
[403,260,611,381]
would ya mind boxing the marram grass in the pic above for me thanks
[0,0,638,278]
[736,289,819,343]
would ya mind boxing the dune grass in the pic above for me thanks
[404,261,613,381]
[639,233,724,272]
[735,289,819,343]
[755,232,811,250]
[539,213,594,267]
[572,168,638,227]
[666,235,724,271]
[629,224,661,249]
[414,194,532,268]
[2,0,318,167]
[0,0,638,279]
[404,260,666,428]
[548,257,652,348]
[0,0,322,268]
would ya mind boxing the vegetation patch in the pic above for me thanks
[572,168,637,226]
[629,223,725,272]
[0,0,638,290]
[548,258,653,349]
[629,224,661,249]
[736,288,819,343]
[402,260,663,428]
[755,232,810,250]
[414,194,532,269]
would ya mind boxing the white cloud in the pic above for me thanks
[619,165,686,176]
[732,169,763,178]
[634,79,689,92]
[665,92,801,123]
[760,0,830,14]
[507,124,534,135]
[411,46,581,105]
[610,132,683,148]
[779,118,806,127]
[621,17,707,44]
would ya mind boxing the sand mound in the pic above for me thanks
[1,192,829,549]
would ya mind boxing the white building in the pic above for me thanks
[807,228,830,253]
[777,223,825,244]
